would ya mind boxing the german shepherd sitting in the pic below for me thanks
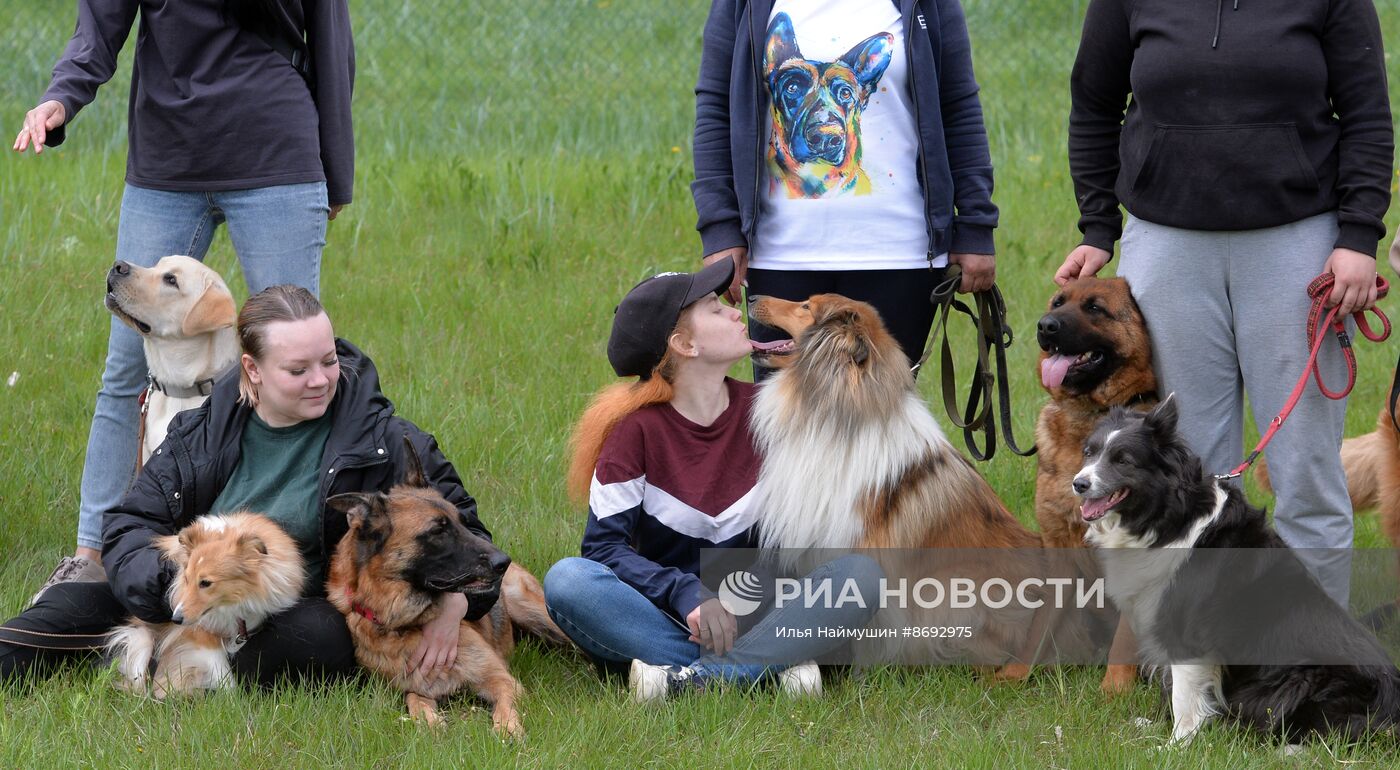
[764,12,893,198]
[326,444,568,736]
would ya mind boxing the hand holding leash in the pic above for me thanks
[1323,247,1382,316]
[949,252,996,293]
[1218,273,1390,479]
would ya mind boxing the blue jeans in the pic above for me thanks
[543,555,882,687]
[75,182,326,549]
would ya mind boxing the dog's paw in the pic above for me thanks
[405,692,446,729]
[1100,665,1137,696]
[493,710,524,741]
[987,662,1032,684]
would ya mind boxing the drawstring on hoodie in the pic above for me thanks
[1212,0,1240,49]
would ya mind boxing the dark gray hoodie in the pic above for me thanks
[1069,0,1392,256]
[41,0,355,205]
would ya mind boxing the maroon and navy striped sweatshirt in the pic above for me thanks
[581,378,761,621]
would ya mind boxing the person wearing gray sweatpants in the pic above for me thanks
[1055,0,1393,607]
[1116,213,1355,602]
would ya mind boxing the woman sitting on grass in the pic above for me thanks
[0,286,494,687]
[543,260,881,701]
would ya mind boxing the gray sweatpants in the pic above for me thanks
[1117,211,1354,606]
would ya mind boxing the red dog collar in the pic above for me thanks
[349,597,382,627]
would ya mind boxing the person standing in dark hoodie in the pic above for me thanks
[1054,0,1393,605]
[1,286,497,685]
[12,1,355,601]
[692,0,999,370]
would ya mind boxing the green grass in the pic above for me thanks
[3,0,1400,765]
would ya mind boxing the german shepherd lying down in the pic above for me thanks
[326,447,568,736]
[749,294,1067,675]
[109,512,305,698]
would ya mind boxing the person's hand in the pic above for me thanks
[703,247,748,305]
[13,100,66,155]
[328,204,346,221]
[1323,247,1379,316]
[948,253,995,293]
[409,592,468,677]
[686,597,737,655]
[1054,245,1112,286]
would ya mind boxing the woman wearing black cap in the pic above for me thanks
[542,260,881,701]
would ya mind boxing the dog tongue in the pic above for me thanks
[1041,355,1075,389]
[751,339,792,351]
[1081,488,1127,521]
[1080,496,1114,521]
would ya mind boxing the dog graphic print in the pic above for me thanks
[764,12,893,198]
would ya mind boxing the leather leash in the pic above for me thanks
[1217,273,1390,480]
[914,266,1036,461]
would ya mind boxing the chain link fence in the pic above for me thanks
[0,1,1111,161]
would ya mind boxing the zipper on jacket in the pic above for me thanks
[905,1,938,268]
[749,1,764,246]
[316,452,390,564]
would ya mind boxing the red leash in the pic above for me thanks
[1217,273,1390,480]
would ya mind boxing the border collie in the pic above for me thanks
[1075,396,1400,743]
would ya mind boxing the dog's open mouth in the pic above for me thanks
[1040,349,1105,389]
[1080,487,1129,522]
[751,338,796,359]
[105,291,152,335]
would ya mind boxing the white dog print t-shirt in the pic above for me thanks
[751,0,942,271]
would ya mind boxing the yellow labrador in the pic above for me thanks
[105,256,238,465]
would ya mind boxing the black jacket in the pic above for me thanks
[692,0,998,259]
[102,339,489,623]
[1070,0,1392,256]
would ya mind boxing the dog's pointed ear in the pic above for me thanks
[180,282,237,337]
[328,492,379,529]
[400,434,428,488]
[328,492,392,563]
[1145,393,1179,436]
[840,31,894,93]
[764,12,801,77]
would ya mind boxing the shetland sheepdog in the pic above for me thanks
[748,294,1062,672]
[1078,396,1400,743]
[108,512,305,698]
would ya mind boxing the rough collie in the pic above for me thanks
[109,512,305,698]
[1078,396,1400,743]
[748,294,1056,672]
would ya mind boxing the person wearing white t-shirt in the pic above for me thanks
[692,0,998,370]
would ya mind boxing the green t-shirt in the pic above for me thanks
[210,411,334,589]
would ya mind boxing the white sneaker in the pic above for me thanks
[777,661,822,697]
[629,659,699,703]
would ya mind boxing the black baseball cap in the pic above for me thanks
[607,259,736,378]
